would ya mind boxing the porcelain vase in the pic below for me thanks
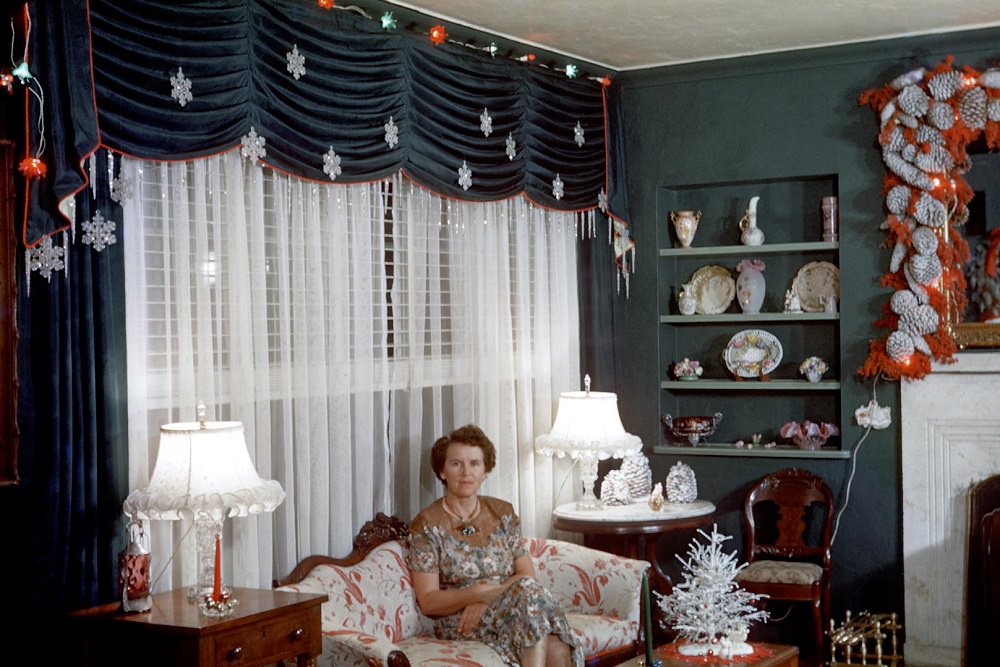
[670,210,701,248]
[737,266,765,314]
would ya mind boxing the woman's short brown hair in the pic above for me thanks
[430,424,497,483]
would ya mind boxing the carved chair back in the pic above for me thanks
[743,468,833,570]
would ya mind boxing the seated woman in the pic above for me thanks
[408,424,582,667]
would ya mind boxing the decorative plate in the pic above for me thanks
[792,261,840,313]
[723,329,783,378]
[690,265,736,315]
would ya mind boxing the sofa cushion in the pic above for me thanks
[279,540,433,642]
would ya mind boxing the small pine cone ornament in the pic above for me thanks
[897,85,930,117]
[887,330,915,362]
[914,192,947,227]
[884,127,908,152]
[620,452,653,499]
[981,68,1000,89]
[915,145,954,174]
[883,149,934,190]
[908,252,942,284]
[900,303,939,336]
[959,86,987,129]
[954,205,970,226]
[927,101,956,130]
[988,98,1000,122]
[901,144,917,162]
[928,70,963,100]
[886,184,911,215]
[599,469,631,505]
[665,461,698,503]
[891,289,919,315]
[911,226,939,256]
[914,124,945,146]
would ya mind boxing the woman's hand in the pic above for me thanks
[457,601,488,635]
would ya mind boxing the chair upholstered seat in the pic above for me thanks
[737,560,823,586]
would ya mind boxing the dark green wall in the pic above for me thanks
[610,28,1000,619]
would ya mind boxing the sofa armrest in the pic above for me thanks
[527,538,649,625]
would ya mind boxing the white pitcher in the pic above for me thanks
[739,196,765,246]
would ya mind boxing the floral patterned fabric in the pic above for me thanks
[277,510,647,667]
[407,497,584,666]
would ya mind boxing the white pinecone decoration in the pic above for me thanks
[959,86,987,129]
[600,469,631,505]
[620,452,653,499]
[665,461,698,503]
[890,289,919,315]
[928,70,963,100]
[915,145,954,174]
[980,68,1000,89]
[927,101,955,130]
[887,330,915,362]
[883,149,934,190]
[901,144,917,162]
[900,303,939,336]
[954,205,970,226]
[908,252,942,284]
[915,124,945,146]
[988,98,1000,122]
[897,85,930,117]
[886,185,911,215]
[885,126,907,152]
[911,226,939,256]
[914,192,947,227]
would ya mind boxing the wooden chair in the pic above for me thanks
[735,468,833,659]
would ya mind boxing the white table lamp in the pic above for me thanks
[535,375,642,510]
[123,405,285,614]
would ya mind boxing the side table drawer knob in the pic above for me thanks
[290,627,304,641]
[227,646,243,661]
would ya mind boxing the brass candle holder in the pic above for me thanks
[828,610,902,667]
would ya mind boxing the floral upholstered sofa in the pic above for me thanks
[274,513,650,667]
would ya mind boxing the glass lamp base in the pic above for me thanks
[576,454,604,511]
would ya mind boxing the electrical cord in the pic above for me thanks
[830,373,884,546]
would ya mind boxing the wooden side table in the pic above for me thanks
[552,499,715,593]
[615,642,798,667]
[68,587,327,667]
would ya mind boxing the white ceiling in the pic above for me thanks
[386,0,1000,71]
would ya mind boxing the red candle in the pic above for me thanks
[212,532,222,602]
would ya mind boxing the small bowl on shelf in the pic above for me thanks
[662,412,723,446]
[779,421,840,450]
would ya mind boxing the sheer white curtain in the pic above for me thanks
[122,152,580,591]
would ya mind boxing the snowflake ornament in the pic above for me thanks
[169,67,193,107]
[81,211,117,252]
[552,173,564,200]
[574,121,585,147]
[598,187,608,213]
[286,44,306,80]
[322,147,342,181]
[505,132,516,161]
[240,126,267,164]
[26,234,66,281]
[384,116,399,149]
[480,108,493,137]
[457,160,472,191]
[110,176,134,204]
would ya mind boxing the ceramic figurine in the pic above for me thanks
[784,289,802,313]
[648,482,664,511]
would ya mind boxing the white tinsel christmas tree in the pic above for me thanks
[655,525,769,657]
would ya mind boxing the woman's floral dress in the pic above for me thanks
[408,496,583,666]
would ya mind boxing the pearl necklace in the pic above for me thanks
[442,496,481,536]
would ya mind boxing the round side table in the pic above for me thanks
[552,499,715,593]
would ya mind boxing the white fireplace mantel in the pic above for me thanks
[901,350,1000,667]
